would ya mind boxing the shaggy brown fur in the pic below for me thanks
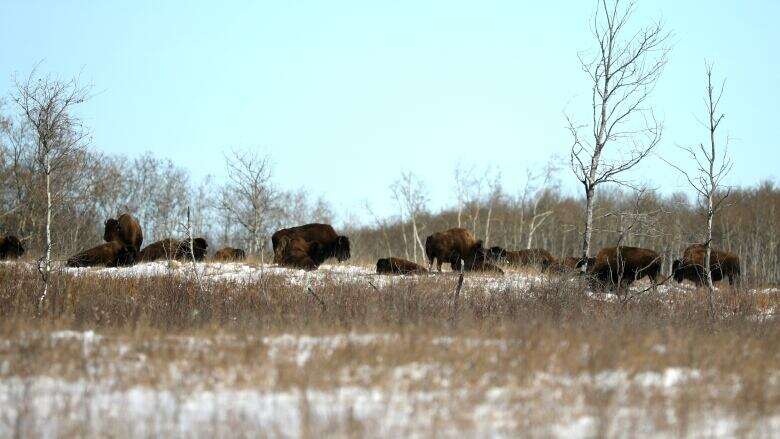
[272,223,350,265]
[213,247,246,262]
[462,243,505,274]
[588,246,662,292]
[139,238,208,262]
[673,244,741,286]
[104,213,143,252]
[177,238,209,261]
[0,235,25,260]
[488,247,556,271]
[376,257,428,275]
[67,241,135,267]
[275,236,319,270]
[549,256,595,273]
[424,228,480,272]
[138,239,181,262]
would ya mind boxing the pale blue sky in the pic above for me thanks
[1,1,778,222]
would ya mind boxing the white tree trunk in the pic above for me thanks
[581,185,596,269]
[411,215,426,263]
[39,159,52,311]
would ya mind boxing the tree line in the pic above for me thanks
[1,0,774,296]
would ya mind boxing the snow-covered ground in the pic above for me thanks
[1,331,778,438]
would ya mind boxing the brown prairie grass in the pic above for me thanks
[0,262,778,437]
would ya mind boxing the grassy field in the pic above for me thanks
[0,261,778,437]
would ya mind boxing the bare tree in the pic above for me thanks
[391,171,428,263]
[567,0,671,268]
[665,63,733,312]
[522,160,559,249]
[12,67,90,310]
[218,150,276,259]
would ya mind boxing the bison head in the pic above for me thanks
[376,258,391,273]
[1,236,25,259]
[103,218,120,242]
[178,238,208,261]
[335,235,351,262]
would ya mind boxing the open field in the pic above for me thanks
[1,261,779,438]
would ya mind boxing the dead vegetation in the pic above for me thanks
[0,262,777,436]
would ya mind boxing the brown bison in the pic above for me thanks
[550,256,595,273]
[275,236,319,270]
[376,257,428,275]
[272,223,350,266]
[213,247,246,262]
[487,247,556,271]
[0,235,25,260]
[425,228,480,272]
[672,244,741,286]
[138,239,181,262]
[138,238,208,262]
[463,243,505,274]
[104,213,143,252]
[67,241,136,268]
[588,246,662,292]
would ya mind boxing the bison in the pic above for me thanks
[213,247,246,262]
[462,242,505,274]
[487,247,556,271]
[104,213,143,253]
[672,244,741,286]
[588,246,662,293]
[0,235,25,260]
[139,238,208,262]
[275,236,319,270]
[549,256,595,273]
[271,223,350,266]
[67,241,136,268]
[424,228,481,272]
[138,239,180,262]
[376,257,428,275]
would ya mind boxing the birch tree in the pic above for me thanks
[666,64,733,313]
[218,150,276,258]
[567,0,671,268]
[391,171,428,263]
[12,67,90,311]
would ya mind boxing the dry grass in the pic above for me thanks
[0,262,778,437]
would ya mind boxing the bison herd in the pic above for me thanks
[1,217,742,290]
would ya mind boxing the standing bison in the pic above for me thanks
[213,247,246,262]
[272,223,350,267]
[104,213,143,253]
[588,246,662,293]
[487,247,556,271]
[424,228,481,272]
[376,257,428,275]
[0,235,25,260]
[672,244,741,286]
[67,241,136,267]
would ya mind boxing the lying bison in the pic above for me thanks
[104,213,143,252]
[376,257,428,275]
[275,236,319,270]
[0,235,25,260]
[67,241,136,267]
[672,244,741,286]
[272,223,350,266]
[425,228,481,272]
[549,256,595,273]
[139,238,208,262]
[213,247,246,262]
[588,246,662,292]
[488,247,556,271]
